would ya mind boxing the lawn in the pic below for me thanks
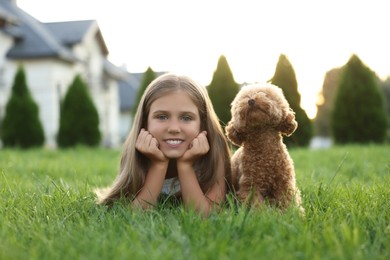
[1,145,389,259]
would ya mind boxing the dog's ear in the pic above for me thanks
[225,121,245,146]
[278,109,298,136]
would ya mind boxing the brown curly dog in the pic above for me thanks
[226,83,304,214]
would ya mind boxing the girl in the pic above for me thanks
[96,73,232,216]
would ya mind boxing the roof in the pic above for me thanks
[0,4,18,24]
[118,77,137,112]
[44,20,94,46]
[44,20,109,55]
[119,72,166,111]
[118,72,143,111]
[0,0,76,62]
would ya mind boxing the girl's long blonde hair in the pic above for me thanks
[96,73,231,205]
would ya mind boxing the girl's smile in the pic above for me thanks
[165,139,184,146]
[147,90,201,158]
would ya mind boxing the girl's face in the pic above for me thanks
[147,90,201,159]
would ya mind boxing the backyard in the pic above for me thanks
[1,145,389,259]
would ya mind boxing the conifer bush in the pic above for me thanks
[1,65,44,148]
[270,54,313,147]
[314,68,341,137]
[57,75,101,147]
[331,55,387,144]
[207,55,240,127]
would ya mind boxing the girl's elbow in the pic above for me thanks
[132,197,156,210]
[191,197,222,217]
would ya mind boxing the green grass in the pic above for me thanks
[1,145,389,259]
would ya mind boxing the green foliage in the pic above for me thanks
[380,77,390,142]
[207,55,240,127]
[57,75,101,147]
[0,145,389,259]
[131,67,157,117]
[315,68,342,137]
[331,55,387,144]
[381,77,390,117]
[271,54,313,147]
[1,65,44,148]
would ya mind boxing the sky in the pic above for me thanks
[17,0,390,118]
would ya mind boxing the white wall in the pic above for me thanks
[119,111,132,143]
[0,31,14,120]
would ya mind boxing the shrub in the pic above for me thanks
[314,68,342,137]
[270,54,313,147]
[207,55,240,127]
[57,75,101,147]
[331,55,387,144]
[1,65,44,148]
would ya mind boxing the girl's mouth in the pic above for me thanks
[165,139,183,146]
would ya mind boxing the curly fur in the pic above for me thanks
[226,83,304,214]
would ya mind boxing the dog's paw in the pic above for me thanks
[279,110,298,136]
[226,122,245,146]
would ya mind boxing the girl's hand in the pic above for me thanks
[135,129,167,163]
[179,131,209,165]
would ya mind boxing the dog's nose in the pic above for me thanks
[248,98,255,106]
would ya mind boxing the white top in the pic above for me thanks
[162,177,181,195]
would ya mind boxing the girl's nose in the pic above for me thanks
[168,125,180,134]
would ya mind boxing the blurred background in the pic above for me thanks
[1,0,389,149]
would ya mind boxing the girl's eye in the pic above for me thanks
[181,115,192,122]
[156,114,168,120]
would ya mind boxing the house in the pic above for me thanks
[0,0,131,148]
[118,72,141,142]
[117,71,166,142]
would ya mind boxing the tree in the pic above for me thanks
[380,77,390,142]
[380,77,390,119]
[1,65,44,148]
[331,55,387,144]
[315,68,342,137]
[131,67,157,117]
[57,75,101,147]
[270,54,313,147]
[207,55,240,127]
